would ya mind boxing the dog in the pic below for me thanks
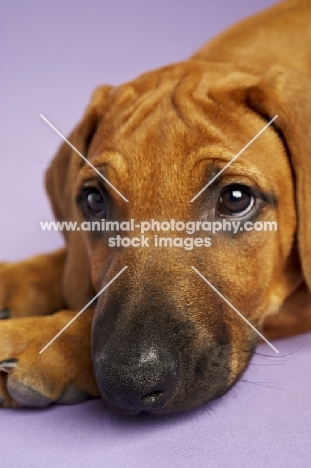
[0,0,310,414]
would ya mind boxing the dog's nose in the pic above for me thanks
[94,347,178,412]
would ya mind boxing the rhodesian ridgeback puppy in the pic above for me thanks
[0,0,310,414]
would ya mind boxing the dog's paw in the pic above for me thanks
[0,312,99,408]
[0,251,65,319]
[0,260,46,319]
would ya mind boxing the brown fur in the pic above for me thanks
[0,0,310,413]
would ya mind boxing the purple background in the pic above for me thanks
[1,1,310,467]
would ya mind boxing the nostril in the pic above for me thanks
[141,389,164,404]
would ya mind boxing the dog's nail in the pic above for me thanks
[0,309,10,320]
[0,359,17,373]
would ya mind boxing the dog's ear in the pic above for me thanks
[248,66,311,290]
[45,85,112,309]
[45,85,112,226]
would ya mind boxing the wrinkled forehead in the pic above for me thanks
[86,62,291,209]
[92,63,242,156]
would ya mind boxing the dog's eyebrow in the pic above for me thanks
[84,152,128,174]
[75,164,107,185]
[76,153,129,196]
[199,157,275,189]
[40,115,129,202]
[191,116,278,202]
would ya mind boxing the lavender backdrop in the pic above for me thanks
[2,1,310,468]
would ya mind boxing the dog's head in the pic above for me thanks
[46,61,311,414]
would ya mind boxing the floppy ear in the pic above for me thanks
[45,85,112,227]
[248,66,311,290]
[45,85,112,309]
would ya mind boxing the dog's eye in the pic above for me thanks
[218,185,254,216]
[84,187,106,217]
